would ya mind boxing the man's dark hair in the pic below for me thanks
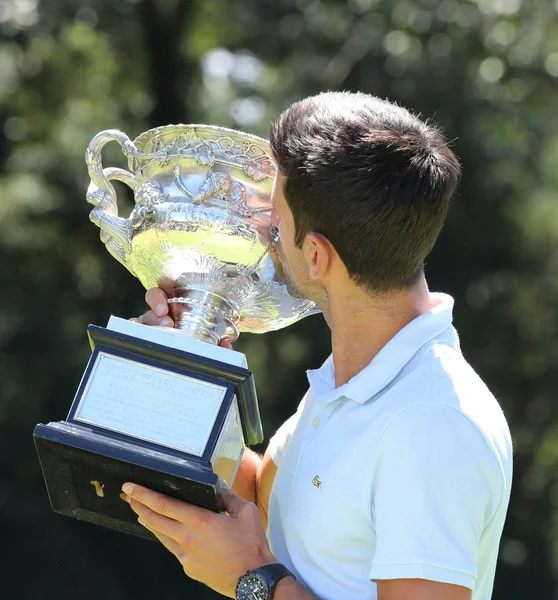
[269,91,461,292]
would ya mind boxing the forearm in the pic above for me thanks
[274,577,320,599]
[231,448,262,504]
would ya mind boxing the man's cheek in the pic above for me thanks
[276,244,289,266]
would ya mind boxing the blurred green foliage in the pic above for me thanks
[1,0,558,598]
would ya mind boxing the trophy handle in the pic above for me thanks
[85,130,138,271]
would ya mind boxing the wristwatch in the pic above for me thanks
[235,563,295,600]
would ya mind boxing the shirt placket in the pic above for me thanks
[292,396,344,480]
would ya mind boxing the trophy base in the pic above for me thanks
[34,319,259,537]
[34,422,227,540]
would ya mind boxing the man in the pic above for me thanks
[122,92,513,600]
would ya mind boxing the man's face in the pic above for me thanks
[270,173,313,300]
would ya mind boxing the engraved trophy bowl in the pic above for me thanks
[85,124,319,345]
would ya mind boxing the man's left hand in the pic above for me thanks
[122,481,277,598]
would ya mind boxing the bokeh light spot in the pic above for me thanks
[479,56,506,82]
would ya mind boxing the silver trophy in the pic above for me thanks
[34,125,318,538]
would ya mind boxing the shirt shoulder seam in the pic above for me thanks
[432,400,508,528]
[365,388,508,528]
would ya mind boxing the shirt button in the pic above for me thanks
[312,417,320,429]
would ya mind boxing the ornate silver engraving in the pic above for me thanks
[139,126,276,181]
[136,182,170,207]
[173,164,269,217]
[85,124,319,343]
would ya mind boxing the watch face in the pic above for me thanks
[236,572,269,600]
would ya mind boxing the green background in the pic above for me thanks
[1,0,558,598]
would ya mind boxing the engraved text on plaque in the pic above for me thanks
[74,352,227,456]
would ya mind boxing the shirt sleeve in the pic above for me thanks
[368,401,504,591]
[267,393,307,467]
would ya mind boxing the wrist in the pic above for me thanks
[247,549,277,572]
[274,575,297,594]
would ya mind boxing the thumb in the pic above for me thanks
[220,481,246,515]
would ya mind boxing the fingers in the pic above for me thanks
[150,528,183,558]
[136,310,174,328]
[131,288,173,327]
[219,340,233,350]
[145,288,169,317]
[123,483,214,528]
[128,498,186,545]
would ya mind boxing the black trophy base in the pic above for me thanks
[34,322,254,538]
[34,423,224,540]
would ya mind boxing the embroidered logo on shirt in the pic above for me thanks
[312,475,322,489]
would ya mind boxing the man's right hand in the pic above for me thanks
[134,288,175,328]
[135,288,232,349]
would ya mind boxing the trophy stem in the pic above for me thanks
[167,288,240,345]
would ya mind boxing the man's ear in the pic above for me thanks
[303,232,335,280]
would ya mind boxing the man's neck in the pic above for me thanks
[324,278,433,388]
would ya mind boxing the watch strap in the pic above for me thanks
[253,563,295,598]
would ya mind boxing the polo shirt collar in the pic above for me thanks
[306,293,456,405]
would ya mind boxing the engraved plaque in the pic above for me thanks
[74,352,227,456]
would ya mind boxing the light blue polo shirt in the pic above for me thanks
[267,293,513,600]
